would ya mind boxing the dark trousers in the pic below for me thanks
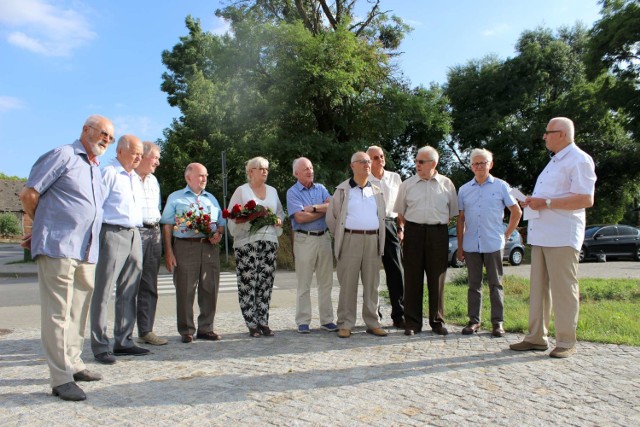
[172,239,220,336]
[382,219,404,321]
[136,227,162,336]
[403,222,448,332]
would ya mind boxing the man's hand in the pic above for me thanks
[457,250,465,262]
[165,251,177,273]
[209,232,223,245]
[20,233,32,250]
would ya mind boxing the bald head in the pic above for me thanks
[116,135,143,172]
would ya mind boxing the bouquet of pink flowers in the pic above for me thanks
[222,199,278,235]
[174,202,217,238]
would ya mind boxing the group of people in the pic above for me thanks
[21,114,595,402]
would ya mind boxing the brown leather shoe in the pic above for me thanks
[432,325,449,336]
[337,329,351,338]
[492,323,505,337]
[392,319,406,329]
[181,334,193,343]
[461,322,481,335]
[366,328,388,337]
[196,331,222,341]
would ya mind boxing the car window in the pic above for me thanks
[617,226,639,237]
[596,226,617,237]
[448,227,456,237]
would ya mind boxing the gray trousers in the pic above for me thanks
[464,250,504,324]
[91,224,142,355]
[136,227,162,336]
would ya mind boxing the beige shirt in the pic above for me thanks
[394,172,458,224]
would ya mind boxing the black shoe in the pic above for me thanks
[461,322,481,335]
[52,382,86,401]
[404,329,416,336]
[196,331,222,341]
[392,319,406,329]
[432,325,449,336]
[113,345,150,356]
[94,352,116,365]
[73,369,102,382]
[181,334,193,343]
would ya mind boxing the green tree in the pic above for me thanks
[157,1,449,200]
[0,213,21,237]
[586,0,640,136]
[445,25,640,224]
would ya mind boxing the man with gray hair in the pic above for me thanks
[20,114,114,401]
[135,142,167,346]
[394,146,458,336]
[90,135,148,365]
[286,157,337,334]
[367,145,405,329]
[457,148,522,337]
[510,117,596,358]
[327,152,388,338]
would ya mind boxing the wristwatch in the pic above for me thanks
[545,198,552,209]
[312,205,317,213]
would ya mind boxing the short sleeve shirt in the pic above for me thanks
[160,186,226,238]
[286,181,330,232]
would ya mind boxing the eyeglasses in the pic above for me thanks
[252,167,269,172]
[416,159,434,165]
[372,154,384,161]
[471,161,489,168]
[353,159,371,165]
[543,130,562,136]
[88,126,115,143]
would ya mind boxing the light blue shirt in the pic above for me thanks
[160,186,225,238]
[286,181,330,232]
[26,140,106,263]
[458,175,517,253]
[101,158,144,228]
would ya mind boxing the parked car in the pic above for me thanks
[448,224,525,267]
[580,224,640,262]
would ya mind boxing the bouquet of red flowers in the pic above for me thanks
[174,202,217,238]
[222,199,278,235]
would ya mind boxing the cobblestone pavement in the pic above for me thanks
[1,287,639,427]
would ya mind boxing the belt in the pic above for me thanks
[405,221,447,228]
[296,229,327,236]
[344,228,378,235]
[384,217,397,222]
[103,223,136,232]
[141,223,159,229]
[179,237,212,244]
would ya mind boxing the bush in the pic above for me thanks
[0,213,21,237]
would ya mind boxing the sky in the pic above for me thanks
[0,0,602,179]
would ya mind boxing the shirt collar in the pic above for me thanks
[72,139,100,166]
[182,185,210,198]
[349,178,371,189]
[553,143,576,161]
[472,174,495,186]
[294,181,316,191]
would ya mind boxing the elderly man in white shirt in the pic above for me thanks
[90,135,147,365]
[367,145,405,328]
[510,117,596,359]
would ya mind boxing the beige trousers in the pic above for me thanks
[294,232,335,326]
[336,233,381,330]
[37,256,95,387]
[525,245,580,348]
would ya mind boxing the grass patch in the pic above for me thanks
[381,271,640,346]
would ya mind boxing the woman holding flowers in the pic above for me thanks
[226,156,284,337]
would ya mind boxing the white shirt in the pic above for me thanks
[527,143,596,250]
[101,158,144,228]
[369,169,401,218]
[344,184,379,230]
[138,173,161,224]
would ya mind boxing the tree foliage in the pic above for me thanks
[0,213,21,237]
[157,1,449,201]
[445,25,640,224]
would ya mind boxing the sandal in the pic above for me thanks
[258,325,275,337]
[248,327,261,338]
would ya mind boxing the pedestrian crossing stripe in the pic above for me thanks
[112,272,276,296]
